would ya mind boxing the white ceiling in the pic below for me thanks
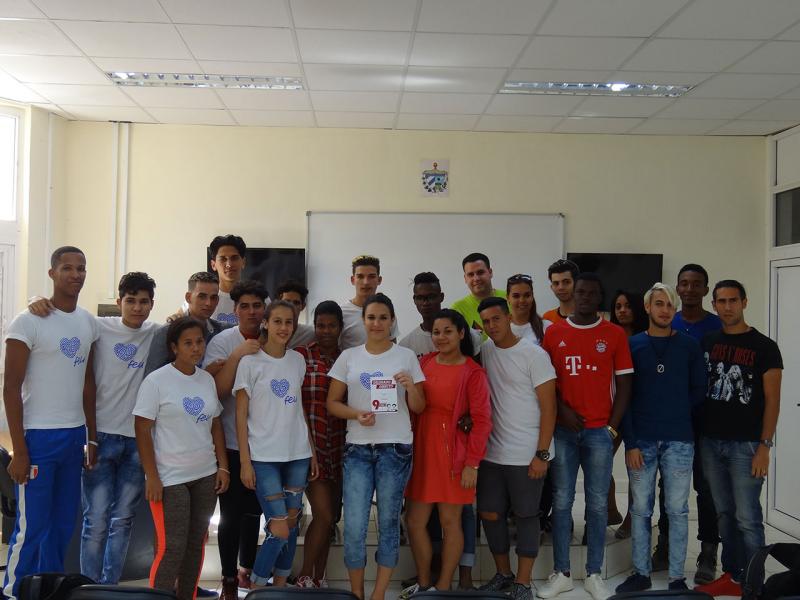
[2,0,800,135]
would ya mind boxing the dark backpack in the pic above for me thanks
[742,543,800,600]
[18,573,95,600]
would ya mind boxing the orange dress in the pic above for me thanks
[406,360,475,504]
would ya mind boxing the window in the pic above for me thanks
[776,187,800,247]
[0,113,18,221]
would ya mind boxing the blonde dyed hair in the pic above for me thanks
[644,282,679,309]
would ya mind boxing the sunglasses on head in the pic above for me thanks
[507,273,533,283]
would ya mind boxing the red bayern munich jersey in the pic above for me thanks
[541,318,634,428]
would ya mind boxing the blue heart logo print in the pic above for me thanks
[359,371,384,390]
[59,337,81,358]
[270,378,290,398]
[114,343,138,362]
[182,396,205,416]
[216,313,238,324]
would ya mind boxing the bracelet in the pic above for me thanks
[87,440,99,447]
[218,467,230,474]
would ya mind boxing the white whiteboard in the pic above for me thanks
[306,212,564,340]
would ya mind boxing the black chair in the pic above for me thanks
[609,590,714,600]
[67,585,177,600]
[245,588,360,600]
[0,446,18,547]
[411,591,510,600]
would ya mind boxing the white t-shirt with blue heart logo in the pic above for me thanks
[232,349,310,463]
[93,317,158,437]
[328,344,425,445]
[6,307,99,429]
[133,364,222,486]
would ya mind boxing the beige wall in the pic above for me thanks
[53,122,767,327]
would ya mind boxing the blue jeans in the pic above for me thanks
[701,438,764,580]
[551,426,614,575]
[342,443,412,569]
[251,458,310,585]
[80,432,145,584]
[628,440,694,580]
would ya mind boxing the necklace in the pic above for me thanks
[647,328,673,374]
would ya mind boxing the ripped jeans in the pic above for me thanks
[250,458,310,584]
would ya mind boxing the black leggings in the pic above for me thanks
[217,449,263,577]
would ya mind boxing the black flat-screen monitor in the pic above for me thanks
[566,252,663,311]
[206,247,305,299]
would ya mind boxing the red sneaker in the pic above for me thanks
[695,572,742,597]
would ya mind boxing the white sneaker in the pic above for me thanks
[584,574,611,600]
[536,572,574,598]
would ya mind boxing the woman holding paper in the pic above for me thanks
[327,293,426,600]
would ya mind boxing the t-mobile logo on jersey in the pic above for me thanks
[565,355,598,376]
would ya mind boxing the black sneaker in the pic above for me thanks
[479,572,515,592]
[195,587,219,598]
[694,542,718,585]
[668,579,689,591]
[615,573,651,594]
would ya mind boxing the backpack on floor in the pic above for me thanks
[17,573,95,600]
[742,543,800,600]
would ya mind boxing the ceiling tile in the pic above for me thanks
[710,120,798,135]
[728,42,800,74]
[0,70,45,102]
[56,21,191,59]
[486,94,583,116]
[297,29,410,65]
[178,25,297,62]
[59,105,155,122]
[232,110,315,127]
[611,71,713,86]
[304,64,404,91]
[572,96,673,118]
[0,19,79,55]
[475,114,561,132]
[92,58,202,74]
[660,0,800,40]
[291,0,417,31]
[29,83,135,106]
[779,21,800,40]
[404,67,506,93]
[629,118,728,135]
[315,111,395,128]
[122,86,224,109]
[216,88,311,110]
[740,99,800,121]
[198,61,301,77]
[518,37,643,70]
[400,92,490,114]
[161,0,290,27]
[657,98,762,119]
[688,73,800,99]
[0,0,45,18]
[311,90,398,112]
[781,85,800,98]
[0,55,108,84]
[410,33,528,68]
[624,39,759,72]
[148,107,235,125]
[397,113,479,130]
[34,0,168,22]
[553,116,642,133]
[539,0,687,37]
[508,68,615,83]
[31,103,73,119]
[417,0,550,35]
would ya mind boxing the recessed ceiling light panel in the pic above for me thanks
[500,81,692,97]
[108,72,304,90]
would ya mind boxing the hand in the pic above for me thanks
[309,454,320,482]
[357,411,376,427]
[145,476,163,502]
[460,466,478,489]
[751,444,770,478]
[7,452,31,485]
[240,461,256,490]
[28,296,55,317]
[84,443,97,469]
[557,403,585,432]
[393,371,414,389]
[166,307,186,324]
[235,339,261,359]
[528,457,548,479]
[625,449,644,470]
[204,358,226,376]
[215,469,230,494]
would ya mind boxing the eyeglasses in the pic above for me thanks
[507,274,532,283]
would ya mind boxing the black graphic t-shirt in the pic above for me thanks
[701,328,783,441]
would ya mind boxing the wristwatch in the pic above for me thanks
[606,425,619,440]
[760,439,774,448]
[535,449,551,462]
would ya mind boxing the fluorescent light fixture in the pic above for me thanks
[500,81,692,97]
[107,71,304,90]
